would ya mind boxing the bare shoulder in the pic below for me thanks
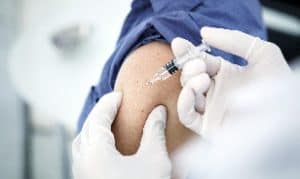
[113,41,193,155]
[115,42,180,109]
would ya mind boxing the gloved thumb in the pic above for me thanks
[138,105,168,155]
[79,92,122,149]
[171,37,194,58]
[201,26,265,65]
[84,92,122,130]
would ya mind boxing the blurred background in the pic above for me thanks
[0,0,299,179]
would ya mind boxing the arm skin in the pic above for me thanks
[112,41,195,155]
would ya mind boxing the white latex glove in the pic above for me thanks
[173,27,291,137]
[72,92,171,179]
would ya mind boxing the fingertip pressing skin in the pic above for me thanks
[112,42,195,155]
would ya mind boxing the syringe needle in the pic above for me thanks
[148,66,172,85]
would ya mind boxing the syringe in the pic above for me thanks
[148,41,211,84]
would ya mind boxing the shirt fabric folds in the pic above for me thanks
[77,0,267,132]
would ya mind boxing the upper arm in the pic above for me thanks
[112,42,194,155]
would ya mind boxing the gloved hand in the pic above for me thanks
[173,27,291,137]
[72,92,171,179]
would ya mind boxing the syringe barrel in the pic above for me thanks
[149,42,210,84]
[173,43,210,69]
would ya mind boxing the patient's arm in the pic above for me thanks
[113,41,195,155]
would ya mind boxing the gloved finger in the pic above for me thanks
[185,73,210,114]
[72,134,86,178]
[171,37,194,58]
[195,92,206,113]
[180,59,206,87]
[177,74,211,135]
[185,73,211,94]
[203,52,243,77]
[138,105,168,155]
[72,134,82,160]
[80,92,122,150]
[177,85,203,135]
[84,92,122,130]
[202,53,221,76]
[201,27,265,64]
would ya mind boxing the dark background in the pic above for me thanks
[261,0,300,64]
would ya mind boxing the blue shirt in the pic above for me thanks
[77,0,266,132]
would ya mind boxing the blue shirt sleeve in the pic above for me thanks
[77,0,266,132]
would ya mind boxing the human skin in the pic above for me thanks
[112,41,195,155]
